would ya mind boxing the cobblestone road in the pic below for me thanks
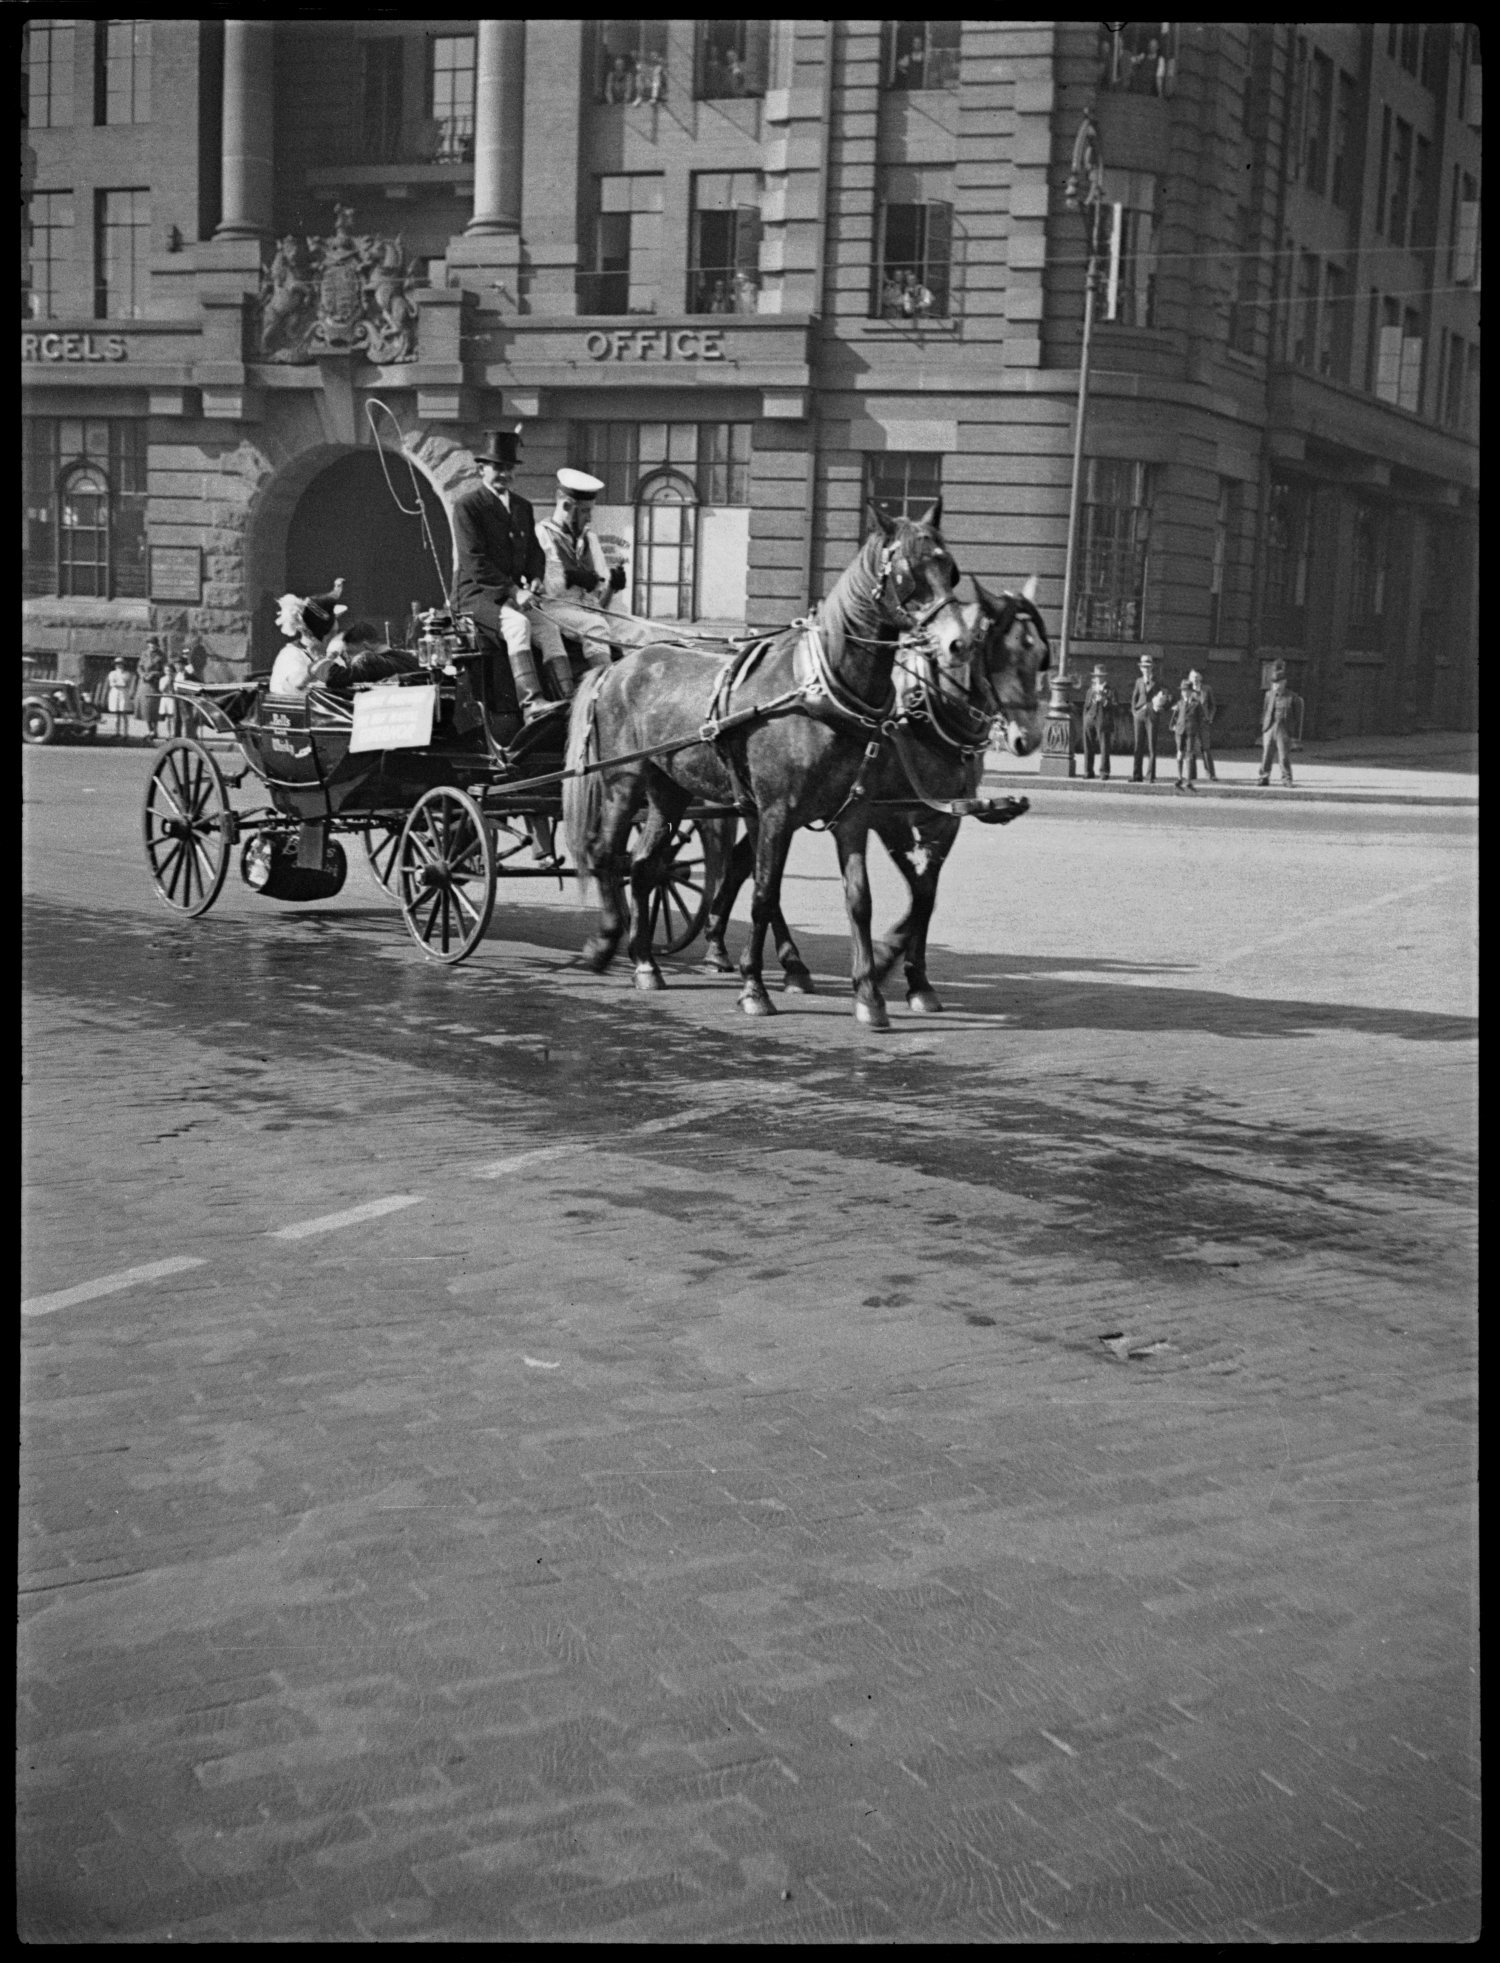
[20,747,1478,1940]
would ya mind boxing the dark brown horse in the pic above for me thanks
[561,507,971,1022]
[699,582,1052,1022]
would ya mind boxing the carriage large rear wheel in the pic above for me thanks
[645,814,732,955]
[143,738,234,916]
[396,786,496,964]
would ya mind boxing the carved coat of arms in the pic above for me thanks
[258,205,420,364]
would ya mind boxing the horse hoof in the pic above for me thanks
[907,988,944,1014]
[582,939,615,974]
[739,991,778,1018]
[634,965,666,993]
[701,950,735,974]
[854,999,891,1031]
[782,966,816,995]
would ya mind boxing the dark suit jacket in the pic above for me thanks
[451,483,545,621]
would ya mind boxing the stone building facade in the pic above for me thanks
[22,19,1479,737]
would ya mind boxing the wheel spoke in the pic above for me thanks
[415,887,445,943]
[449,881,481,928]
[152,777,188,825]
[160,837,188,901]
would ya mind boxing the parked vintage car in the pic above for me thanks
[22,678,101,745]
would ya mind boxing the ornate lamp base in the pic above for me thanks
[1038,672,1079,777]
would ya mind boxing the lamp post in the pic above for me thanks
[1041,106,1107,778]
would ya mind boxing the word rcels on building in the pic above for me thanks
[22,332,129,362]
[584,328,727,362]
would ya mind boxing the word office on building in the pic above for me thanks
[22,20,1478,737]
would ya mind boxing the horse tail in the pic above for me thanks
[561,667,608,887]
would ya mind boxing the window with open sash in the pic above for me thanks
[688,172,762,314]
[26,17,75,128]
[428,34,475,162]
[596,20,670,103]
[696,20,768,99]
[1095,22,1175,97]
[1099,174,1161,327]
[1071,459,1154,643]
[882,22,961,91]
[862,453,942,524]
[1264,476,1311,639]
[580,174,663,315]
[873,169,953,320]
[24,417,148,600]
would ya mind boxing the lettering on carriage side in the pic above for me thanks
[23,1256,207,1319]
[583,328,726,363]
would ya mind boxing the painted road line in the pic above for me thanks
[472,1146,575,1180]
[270,1195,425,1241]
[22,1256,208,1320]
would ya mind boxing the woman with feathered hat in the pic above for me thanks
[268,579,347,695]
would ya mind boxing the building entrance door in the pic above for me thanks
[285,450,452,645]
[633,467,699,620]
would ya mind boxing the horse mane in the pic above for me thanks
[818,524,897,654]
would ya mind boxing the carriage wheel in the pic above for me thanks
[142,738,233,917]
[396,786,496,964]
[646,814,732,955]
[362,820,404,897]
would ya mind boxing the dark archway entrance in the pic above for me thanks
[285,449,452,645]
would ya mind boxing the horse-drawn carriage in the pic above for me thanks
[143,608,732,964]
[143,506,1050,1024]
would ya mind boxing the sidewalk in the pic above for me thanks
[985,729,1478,807]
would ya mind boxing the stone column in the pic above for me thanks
[215,21,275,241]
[466,18,525,235]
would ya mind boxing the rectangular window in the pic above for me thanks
[1072,458,1154,643]
[1228,205,1258,354]
[1454,176,1480,284]
[23,416,148,599]
[1420,24,1439,89]
[1208,480,1237,645]
[1349,503,1386,635]
[863,453,943,522]
[1461,25,1481,128]
[1305,51,1333,195]
[1398,308,1423,413]
[97,19,150,125]
[1292,252,1319,368]
[1330,71,1355,208]
[1375,107,1391,233]
[580,174,663,315]
[1399,24,1421,76]
[1443,333,1465,426]
[1094,22,1175,97]
[1288,36,1309,179]
[572,421,753,505]
[1411,135,1431,249]
[1321,263,1351,381]
[696,20,769,99]
[428,34,475,162]
[26,17,75,128]
[596,20,670,103]
[688,171,762,315]
[1388,117,1412,245]
[26,190,74,319]
[94,188,149,319]
[1374,297,1403,403]
[1102,173,1161,327]
[874,167,954,320]
[1265,476,1311,636]
[883,21,962,91]
[360,39,404,164]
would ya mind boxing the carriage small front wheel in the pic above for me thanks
[143,737,235,917]
[647,813,733,955]
[396,785,496,964]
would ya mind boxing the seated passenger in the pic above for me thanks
[311,618,423,690]
[268,580,345,694]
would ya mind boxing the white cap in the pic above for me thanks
[558,468,605,498]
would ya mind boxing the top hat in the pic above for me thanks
[557,467,605,499]
[475,429,523,467]
[299,577,347,640]
[1090,664,1108,680]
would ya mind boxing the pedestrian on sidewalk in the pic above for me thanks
[1082,663,1116,779]
[1257,660,1303,787]
[105,657,134,740]
[1130,653,1168,783]
[1187,667,1218,779]
[1171,676,1206,791]
[136,638,165,743]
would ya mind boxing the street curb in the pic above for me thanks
[981,771,1477,811]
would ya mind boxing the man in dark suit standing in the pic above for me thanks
[450,429,572,721]
[1129,653,1168,783]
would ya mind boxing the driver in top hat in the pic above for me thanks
[534,468,665,673]
[450,429,573,722]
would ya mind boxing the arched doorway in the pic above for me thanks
[285,449,452,646]
[633,466,699,620]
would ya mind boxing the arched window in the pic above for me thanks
[58,463,111,597]
[633,466,698,621]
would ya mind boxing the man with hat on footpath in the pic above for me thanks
[1170,673,1206,792]
[450,430,573,723]
[533,468,665,676]
[1081,663,1117,779]
[1186,666,1218,778]
[1257,659,1303,787]
[1129,652,1169,783]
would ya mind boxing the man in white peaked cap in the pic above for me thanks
[534,468,668,672]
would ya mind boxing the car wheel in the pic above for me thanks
[22,703,57,745]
